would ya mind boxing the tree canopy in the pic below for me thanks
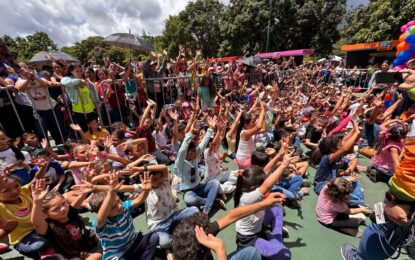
[341,0,415,44]
[3,32,57,61]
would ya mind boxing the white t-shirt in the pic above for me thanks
[109,145,125,168]
[236,130,256,161]
[21,80,56,111]
[235,188,265,235]
[0,146,25,171]
[144,179,178,230]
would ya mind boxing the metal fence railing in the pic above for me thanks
[0,68,375,146]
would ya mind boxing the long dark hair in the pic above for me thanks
[201,76,217,98]
[234,113,253,155]
[234,166,266,207]
[65,64,81,77]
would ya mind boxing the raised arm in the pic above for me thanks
[241,102,266,140]
[217,192,286,230]
[328,120,361,163]
[30,179,49,235]
[95,172,124,229]
[258,151,292,195]
[227,109,243,139]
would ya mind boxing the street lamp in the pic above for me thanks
[266,0,272,52]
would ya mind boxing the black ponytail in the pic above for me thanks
[234,173,244,207]
[234,113,252,155]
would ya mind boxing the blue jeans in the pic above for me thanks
[347,179,366,207]
[228,246,262,260]
[120,232,159,260]
[350,222,408,260]
[272,175,303,201]
[14,230,49,259]
[153,207,199,248]
[183,179,220,214]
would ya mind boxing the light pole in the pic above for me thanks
[266,0,272,52]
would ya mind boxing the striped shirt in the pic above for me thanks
[93,201,137,260]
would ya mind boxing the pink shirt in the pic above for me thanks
[371,140,402,171]
[316,185,349,225]
[71,166,86,185]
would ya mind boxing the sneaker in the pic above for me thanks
[340,243,358,260]
[282,226,289,238]
[299,187,309,197]
[215,198,227,211]
[302,179,312,187]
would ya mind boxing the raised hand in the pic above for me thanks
[139,154,155,162]
[41,138,49,150]
[263,192,286,206]
[168,110,179,121]
[71,180,95,194]
[207,116,217,129]
[108,171,124,191]
[140,172,152,192]
[31,179,48,203]
[70,124,82,132]
[194,226,225,254]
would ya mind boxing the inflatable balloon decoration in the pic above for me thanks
[393,20,415,71]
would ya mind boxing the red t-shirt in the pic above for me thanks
[136,126,155,153]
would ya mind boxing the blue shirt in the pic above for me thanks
[314,155,339,183]
[93,200,137,260]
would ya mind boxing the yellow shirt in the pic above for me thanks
[0,185,34,245]
[84,128,110,141]
[72,86,95,114]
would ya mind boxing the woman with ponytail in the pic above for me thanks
[235,101,266,169]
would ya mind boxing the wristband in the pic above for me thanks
[108,189,117,193]
[144,165,148,172]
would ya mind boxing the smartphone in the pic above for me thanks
[375,72,403,84]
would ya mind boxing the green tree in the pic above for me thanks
[161,0,224,57]
[2,32,57,61]
[220,0,346,57]
[341,0,415,44]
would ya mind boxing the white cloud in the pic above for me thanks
[0,0,190,47]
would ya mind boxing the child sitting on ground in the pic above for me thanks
[0,163,55,259]
[30,179,102,259]
[368,121,408,182]
[0,131,31,185]
[89,171,159,260]
[316,178,371,237]
[172,193,286,260]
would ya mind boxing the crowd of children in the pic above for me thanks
[1,50,415,260]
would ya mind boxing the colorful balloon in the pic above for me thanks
[393,64,407,71]
[398,50,413,60]
[402,25,409,33]
[410,27,415,34]
[405,34,415,44]
[407,21,415,27]
[397,42,410,52]
[393,58,406,66]
[400,33,409,42]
